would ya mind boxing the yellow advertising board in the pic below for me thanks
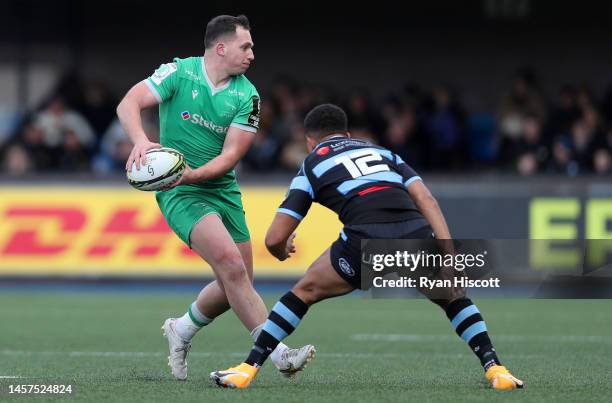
[0,186,342,276]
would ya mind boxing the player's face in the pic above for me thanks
[224,27,254,75]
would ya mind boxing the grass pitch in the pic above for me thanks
[0,291,611,402]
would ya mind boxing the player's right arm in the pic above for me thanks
[265,214,299,261]
[266,166,314,261]
[117,81,161,171]
[118,61,178,171]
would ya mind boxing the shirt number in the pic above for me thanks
[334,150,390,179]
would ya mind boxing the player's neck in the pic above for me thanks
[202,56,232,88]
[319,133,348,143]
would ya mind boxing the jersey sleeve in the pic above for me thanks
[230,84,260,133]
[277,166,314,221]
[393,154,422,188]
[144,60,179,103]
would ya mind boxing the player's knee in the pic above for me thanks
[292,280,324,305]
[222,267,248,286]
[214,252,248,284]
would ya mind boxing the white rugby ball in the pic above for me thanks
[127,148,186,191]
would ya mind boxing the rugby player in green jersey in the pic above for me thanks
[117,14,314,381]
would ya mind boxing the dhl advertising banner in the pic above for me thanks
[2,183,611,277]
[0,187,341,276]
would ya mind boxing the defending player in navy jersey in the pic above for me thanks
[210,104,524,390]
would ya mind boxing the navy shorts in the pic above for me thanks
[330,218,434,289]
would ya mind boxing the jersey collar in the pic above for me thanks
[313,135,347,150]
[201,57,232,96]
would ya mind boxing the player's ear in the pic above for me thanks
[216,42,226,56]
[346,131,352,138]
[305,136,317,152]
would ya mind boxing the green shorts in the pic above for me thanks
[156,182,250,247]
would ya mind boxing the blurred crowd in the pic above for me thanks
[2,69,612,177]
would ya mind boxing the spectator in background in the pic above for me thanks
[244,100,282,171]
[425,85,465,170]
[514,116,548,175]
[570,118,598,173]
[592,128,612,175]
[34,97,96,150]
[279,121,308,171]
[545,85,581,145]
[575,84,596,111]
[548,136,577,176]
[593,149,611,175]
[20,122,58,171]
[497,70,547,160]
[499,114,547,172]
[381,104,426,169]
[79,80,117,146]
[2,144,32,175]
[345,88,385,143]
[59,129,91,172]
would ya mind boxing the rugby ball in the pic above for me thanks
[127,148,186,191]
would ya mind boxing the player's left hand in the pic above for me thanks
[161,165,196,191]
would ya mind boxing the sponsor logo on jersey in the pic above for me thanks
[248,96,261,128]
[338,257,355,277]
[189,113,229,134]
[181,111,191,120]
[228,89,245,97]
[192,89,199,99]
[186,70,201,81]
[225,101,237,110]
[316,146,330,156]
[151,63,177,85]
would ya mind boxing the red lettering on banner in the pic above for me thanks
[103,210,170,233]
[3,208,86,255]
[135,245,162,256]
[86,209,172,257]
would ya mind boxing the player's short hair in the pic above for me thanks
[304,104,348,139]
[205,15,251,49]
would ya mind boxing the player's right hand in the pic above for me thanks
[126,139,162,172]
[284,233,297,260]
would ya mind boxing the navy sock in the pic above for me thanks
[445,298,501,370]
[245,292,309,367]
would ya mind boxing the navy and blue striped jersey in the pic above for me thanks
[278,136,425,225]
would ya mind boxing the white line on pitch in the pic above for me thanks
[350,334,612,343]
[0,350,540,359]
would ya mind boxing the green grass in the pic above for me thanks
[0,292,611,402]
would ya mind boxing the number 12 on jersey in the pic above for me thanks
[334,150,390,178]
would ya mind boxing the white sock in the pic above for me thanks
[250,323,289,367]
[270,342,289,367]
[174,302,213,341]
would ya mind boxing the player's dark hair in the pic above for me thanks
[205,15,251,49]
[303,104,348,139]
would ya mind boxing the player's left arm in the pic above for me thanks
[392,153,452,239]
[176,126,255,184]
[172,89,260,186]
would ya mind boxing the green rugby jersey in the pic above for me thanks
[145,56,260,188]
